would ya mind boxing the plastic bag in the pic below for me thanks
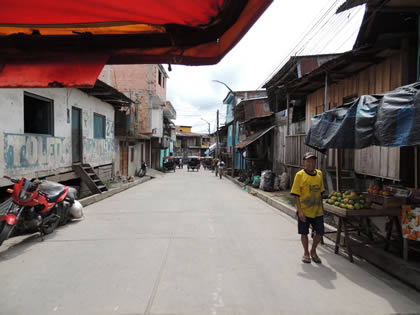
[252,176,260,188]
[261,170,274,192]
[279,172,289,190]
[273,175,280,191]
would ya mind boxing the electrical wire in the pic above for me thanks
[258,0,343,88]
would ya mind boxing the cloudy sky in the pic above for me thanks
[166,0,365,133]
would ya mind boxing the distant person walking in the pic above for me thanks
[217,160,225,179]
[290,152,325,264]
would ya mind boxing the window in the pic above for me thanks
[24,92,54,135]
[94,113,106,139]
[158,71,162,86]
[130,148,134,162]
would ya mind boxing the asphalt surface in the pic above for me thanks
[0,168,419,315]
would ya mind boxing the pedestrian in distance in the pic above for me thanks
[214,158,219,177]
[218,160,225,179]
[290,152,325,264]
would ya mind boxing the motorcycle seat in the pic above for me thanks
[39,181,66,202]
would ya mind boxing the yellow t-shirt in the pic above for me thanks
[291,169,325,218]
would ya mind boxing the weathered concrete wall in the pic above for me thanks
[151,108,163,138]
[0,88,117,186]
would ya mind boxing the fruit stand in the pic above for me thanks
[324,190,404,263]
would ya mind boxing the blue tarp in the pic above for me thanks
[305,82,420,152]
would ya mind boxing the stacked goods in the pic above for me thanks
[367,184,395,196]
[366,184,407,209]
[402,205,420,241]
[325,190,372,210]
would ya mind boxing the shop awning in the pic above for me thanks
[236,125,274,149]
[0,0,272,87]
[205,143,217,155]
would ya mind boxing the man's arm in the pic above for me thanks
[295,196,306,222]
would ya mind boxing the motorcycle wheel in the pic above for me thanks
[0,222,15,246]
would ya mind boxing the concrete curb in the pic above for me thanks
[224,174,336,232]
[79,176,153,207]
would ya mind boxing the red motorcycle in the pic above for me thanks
[0,176,82,246]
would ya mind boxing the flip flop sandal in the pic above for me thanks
[302,256,311,264]
[311,255,322,264]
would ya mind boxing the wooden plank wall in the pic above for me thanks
[97,164,113,181]
[285,135,324,169]
[305,53,402,180]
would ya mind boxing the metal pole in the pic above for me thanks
[232,94,236,176]
[216,110,220,158]
[212,80,236,175]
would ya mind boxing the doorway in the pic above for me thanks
[71,107,82,163]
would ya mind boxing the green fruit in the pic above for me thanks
[348,199,354,205]
[345,190,351,195]
[354,203,361,210]
[340,203,346,208]
[334,202,340,207]
[336,193,342,198]
[359,199,365,204]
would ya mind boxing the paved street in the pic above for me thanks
[0,168,419,315]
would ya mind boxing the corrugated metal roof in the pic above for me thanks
[236,125,274,149]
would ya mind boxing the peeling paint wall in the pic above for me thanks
[0,88,117,186]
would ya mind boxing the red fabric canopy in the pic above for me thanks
[0,0,272,87]
[1,0,224,26]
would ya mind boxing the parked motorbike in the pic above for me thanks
[0,176,83,246]
[137,162,147,177]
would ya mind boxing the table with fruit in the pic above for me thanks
[323,190,402,217]
[323,190,403,263]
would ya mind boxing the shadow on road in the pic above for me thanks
[298,263,337,289]
[0,220,81,261]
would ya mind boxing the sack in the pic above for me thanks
[252,176,261,188]
[261,170,274,192]
[279,172,289,190]
[273,175,280,191]
[259,170,269,190]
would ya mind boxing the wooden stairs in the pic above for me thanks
[73,163,108,194]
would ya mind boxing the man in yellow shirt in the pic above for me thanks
[291,152,325,264]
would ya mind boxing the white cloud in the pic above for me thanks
[167,0,365,133]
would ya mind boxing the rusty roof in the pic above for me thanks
[79,79,134,108]
[236,125,275,149]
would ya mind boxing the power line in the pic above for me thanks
[258,0,343,88]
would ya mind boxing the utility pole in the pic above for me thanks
[212,80,235,176]
[216,110,220,158]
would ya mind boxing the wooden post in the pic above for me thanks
[286,92,290,136]
[335,149,342,192]
[323,72,329,173]
[415,146,418,189]
[324,72,329,112]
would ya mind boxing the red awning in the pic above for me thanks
[0,0,272,87]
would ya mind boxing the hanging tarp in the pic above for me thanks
[305,82,420,152]
[0,0,272,87]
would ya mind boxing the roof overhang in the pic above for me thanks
[0,0,272,88]
[236,125,274,149]
[79,79,134,108]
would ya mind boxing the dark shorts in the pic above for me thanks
[297,215,324,235]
